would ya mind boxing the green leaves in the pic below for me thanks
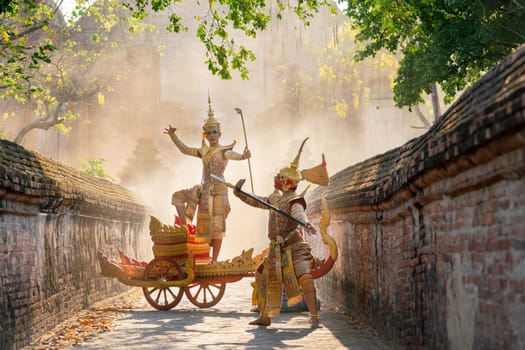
[274,21,389,120]
[345,0,525,108]
[198,0,270,80]
[167,13,186,32]
[1,1,57,100]
[2,0,153,143]
[126,0,332,80]
[78,158,115,181]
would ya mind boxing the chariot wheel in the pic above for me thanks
[184,281,226,308]
[142,257,185,310]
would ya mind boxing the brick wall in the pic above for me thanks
[0,140,150,350]
[307,45,525,349]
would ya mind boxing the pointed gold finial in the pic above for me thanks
[207,92,214,117]
[279,138,309,183]
[290,137,309,170]
[203,93,220,131]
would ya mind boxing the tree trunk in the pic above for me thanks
[431,83,441,122]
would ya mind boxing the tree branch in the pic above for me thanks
[410,104,431,129]
[14,101,64,144]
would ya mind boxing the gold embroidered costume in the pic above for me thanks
[235,188,313,316]
[234,137,329,328]
[167,96,250,261]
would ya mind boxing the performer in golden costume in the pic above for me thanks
[164,97,251,262]
[233,138,328,329]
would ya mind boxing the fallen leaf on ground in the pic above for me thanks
[24,289,145,349]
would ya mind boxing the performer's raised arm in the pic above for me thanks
[233,179,270,209]
[224,146,251,161]
[164,124,200,158]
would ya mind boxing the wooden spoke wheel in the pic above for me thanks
[184,281,226,308]
[142,257,185,310]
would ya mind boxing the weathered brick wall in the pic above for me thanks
[0,140,150,350]
[307,45,525,349]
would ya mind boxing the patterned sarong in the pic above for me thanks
[264,242,282,317]
[263,242,302,317]
[282,247,302,307]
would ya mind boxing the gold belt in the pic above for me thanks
[209,182,227,196]
[283,233,302,247]
[270,232,302,247]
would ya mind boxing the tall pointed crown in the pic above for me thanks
[279,138,309,183]
[202,94,221,131]
[279,137,330,186]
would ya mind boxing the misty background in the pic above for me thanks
[1,2,432,259]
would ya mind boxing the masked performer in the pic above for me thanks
[233,138,328,328]
[164,96,251,262]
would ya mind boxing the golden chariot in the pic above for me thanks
[98,199,338,311]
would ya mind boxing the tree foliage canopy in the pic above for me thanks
[1,0,57,101]
[344,0,525,107]
[1,0,154,143]
[276,21,399,120]
[124,0,335,79]
[126,0,525,107]
[3,0,524,135]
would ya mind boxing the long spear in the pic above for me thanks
[211,174,308,227]
[234,107,254,193]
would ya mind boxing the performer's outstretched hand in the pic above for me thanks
[164,124,177,135]
[235,179,246,192]
[305,223,317,236]
[242,147,251,160]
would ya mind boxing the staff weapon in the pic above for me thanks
[234,107,254,193]
[211,174,308,227]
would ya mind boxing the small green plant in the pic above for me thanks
[78,158,115,182]
[0,129,9,140]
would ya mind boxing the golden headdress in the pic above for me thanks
[202,94,220,131]
[279,138,329,186]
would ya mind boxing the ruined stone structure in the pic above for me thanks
[0,141,150,350]
[307,45,525,349]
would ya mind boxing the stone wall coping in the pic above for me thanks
[0,139,146,219]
